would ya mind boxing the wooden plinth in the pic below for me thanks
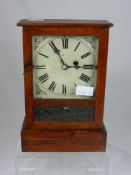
[21,121,107,152]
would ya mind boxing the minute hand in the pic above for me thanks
[49,42,65,65]
[57,52,65,65]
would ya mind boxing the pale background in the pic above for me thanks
[0,0,131,175]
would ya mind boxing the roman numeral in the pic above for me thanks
[49,41,59,53]
[39,52,49,58]
[62,84,67,95]
[81,52,91,59]
[83,64,94,69]
[62,38,68,49]
[33,65,46,69]
[48,81,56,91]
[74,42,80,51]
[39,73,49,83]
[79,73,90,83]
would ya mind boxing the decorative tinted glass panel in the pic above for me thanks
[34,107,95,122]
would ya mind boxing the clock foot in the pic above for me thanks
[21,119,107,152]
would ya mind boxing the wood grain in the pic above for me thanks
[21,118,107,152]
[17,19,113,151]
[17,19,113,27]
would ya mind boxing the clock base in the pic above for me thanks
[21,120,107,152]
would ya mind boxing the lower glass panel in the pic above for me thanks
[34,107,95,122]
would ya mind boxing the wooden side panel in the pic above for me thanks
[95,28,110,126]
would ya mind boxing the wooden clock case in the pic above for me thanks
[17,19,113,152]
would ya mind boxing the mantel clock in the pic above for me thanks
[17,19,113,152]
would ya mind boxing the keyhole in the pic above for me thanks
[73,61,79,66]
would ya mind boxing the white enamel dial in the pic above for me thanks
[32,36,99,99]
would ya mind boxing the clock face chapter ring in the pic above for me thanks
[32,36,99,100]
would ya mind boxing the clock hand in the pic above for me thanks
[49,41,66,66]
[61,65,74,70]
[72,61,97,69]
[57,51,66,65]
[64,64,97,70]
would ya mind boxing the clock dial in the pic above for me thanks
[32,36,99,99]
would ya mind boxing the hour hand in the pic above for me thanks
[72,61,97,70]
[66,64,97,69]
